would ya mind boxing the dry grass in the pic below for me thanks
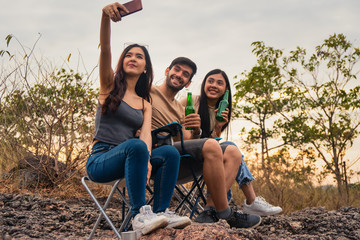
[1,167,359,214]
[231,178,360,214]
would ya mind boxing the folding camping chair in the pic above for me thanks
[82,122,206,239]
[151,122,207,219]
[81,177,132,239]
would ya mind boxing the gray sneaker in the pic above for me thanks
[193,207,219,224]
[226,210,261,229]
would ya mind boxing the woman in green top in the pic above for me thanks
[181,69,282,216]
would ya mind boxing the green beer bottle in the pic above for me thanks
[216,89,229,122]
[185,91,195,130]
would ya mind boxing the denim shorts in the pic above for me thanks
[220,141,255,201]
[220,141,255,186]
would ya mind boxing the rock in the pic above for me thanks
[139,220,261,240]
[5,155,67,189]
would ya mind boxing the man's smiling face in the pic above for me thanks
[165,64,193,92]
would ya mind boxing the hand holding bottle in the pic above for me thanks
[184,114,201,133]
[213,107,229,137]
[216,89,229,122]
[215,107,229,123]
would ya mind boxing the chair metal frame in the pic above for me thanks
[82,122,206,239]
[81,176,132,239]
[174,174,206,219]
[151,122,207,219]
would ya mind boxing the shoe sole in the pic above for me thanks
[248,217,262,229]
[230,217,262,229]
[167,219,192,229]
[192,221,218,225]
[142,217,169,235]
[243,209,282,216]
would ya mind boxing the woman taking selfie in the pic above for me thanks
[86,2,189,236]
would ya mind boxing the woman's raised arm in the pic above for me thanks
[99,3,129,96]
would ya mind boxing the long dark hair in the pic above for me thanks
[101,44,153,114]
[198,69,232,138]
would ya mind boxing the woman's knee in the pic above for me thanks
[127,138,147,147]
[153,145,180,166]
[121,139,149,166]
[126,138,148,154]
[224,145,242,165]
[162,145,180,158]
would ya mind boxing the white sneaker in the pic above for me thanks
[132,205,168,235]
[157,209,191,229]
[242,196,282,216]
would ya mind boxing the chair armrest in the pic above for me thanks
[151,122,182,148]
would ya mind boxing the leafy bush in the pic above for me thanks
[0,35,98,190]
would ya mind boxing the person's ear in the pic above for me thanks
[165,67,170,76]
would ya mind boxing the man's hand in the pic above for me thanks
[184,113,200,129]
[184,113,201,138]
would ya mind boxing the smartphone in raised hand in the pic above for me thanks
[118,0,143,17]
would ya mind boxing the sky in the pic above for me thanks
[2,0,360,92]
[1,0,360,183]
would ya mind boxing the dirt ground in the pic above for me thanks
[1,192,360,240]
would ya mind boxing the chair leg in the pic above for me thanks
[174,176,207,219]
[146,184,154,205]
[189,180,206,219]
[82,177,123,240]
[115,186,132,233]
[173,185,192,215]
[119,207,133,233]
[177,183,203,217]
[175,183,200,216]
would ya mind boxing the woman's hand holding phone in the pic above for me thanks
[117,0,143,17]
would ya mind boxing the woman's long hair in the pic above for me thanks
[101,44,153,114]
[198,69,232,138]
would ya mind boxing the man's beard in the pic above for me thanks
[166,75,185,93]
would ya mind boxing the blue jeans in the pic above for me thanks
[86,139,180,216]
[220,141,255,202]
